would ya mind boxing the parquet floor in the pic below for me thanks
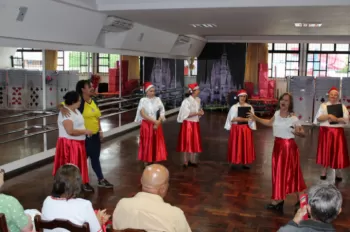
[2,111,350,232]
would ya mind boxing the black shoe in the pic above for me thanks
[336,176,343,182]
[242,165,250,170]
[98,179,113,188]
[266,201,284,211]
[320,175,327,180]
[191,163,198,168]
[83,183,94,192]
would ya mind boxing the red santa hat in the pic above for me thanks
[237,89,248,96]
[144,82,154,92]
[328,86,339,94]
[188,83,199,92]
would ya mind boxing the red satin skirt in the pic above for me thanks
[53,137,89,184]
[138,120,167,162]
[227,124,255,164]
[176,120,202,153]
[316,126,349,169]
[271,137,306,200]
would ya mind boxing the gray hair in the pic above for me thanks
[308,184,342,223]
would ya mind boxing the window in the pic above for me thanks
[57,51,64,71]
[97,53,120,73]
[268,43,300,78]
[11,48,43,70]
[306,44,350,77]
[11,50,92,73]
[184,58,198,76]
[66,52,92,73]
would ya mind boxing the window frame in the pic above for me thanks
[268,43,300,78]
[97,53,120,73]
[306,43,350,77]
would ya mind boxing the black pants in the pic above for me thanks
[85,133,104,180]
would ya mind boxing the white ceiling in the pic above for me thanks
[105,6,350,38]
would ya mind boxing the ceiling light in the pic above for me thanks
[294,23,322,28]
[190,24,217,28]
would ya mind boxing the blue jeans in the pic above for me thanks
[85,133,104,180]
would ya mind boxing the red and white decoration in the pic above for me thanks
[289,76,315,123]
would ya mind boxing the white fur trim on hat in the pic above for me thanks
[145,85,154,92]
[237,92,248,96]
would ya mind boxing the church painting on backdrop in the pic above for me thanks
[196,43,247,107]
[143,57,184,108]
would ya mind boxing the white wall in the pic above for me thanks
[0,47,17,68]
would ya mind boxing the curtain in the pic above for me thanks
[45,50,57,70]
[122,55,140,80]
[244,43,268,87]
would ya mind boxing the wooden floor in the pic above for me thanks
[2,111,350,232]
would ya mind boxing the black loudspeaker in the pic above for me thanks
[98,83,108,93]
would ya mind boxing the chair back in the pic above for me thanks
[0,214,8,232]
[34,215,89,232]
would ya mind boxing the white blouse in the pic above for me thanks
[313,102,349,128]
[224,103,256,130]
[135,97,166,123]
[177,96,201,123]
[57,107,85,141]
[41,196,102,232]
[273,110,300,139]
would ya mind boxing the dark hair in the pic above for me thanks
[63,91,80,106]
[75,80,91,96]
[276,92,294,113]
[308,184,342,223]
[51,164,82,199]
[185,91,192,98]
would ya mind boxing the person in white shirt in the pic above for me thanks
[314,86,349,181]
[135,82,167,167]
[53,91,93,185]
[177,83,204,168]
[224,89,256,169]
[113,164,192,232]
[248,93,307,212]
[42,164,109,232]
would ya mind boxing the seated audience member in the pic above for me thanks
[0,169,34,232]
[41,164,109,232]
[278,184,341,232]
[113,164,192,232]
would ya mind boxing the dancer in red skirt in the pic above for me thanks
[135,82,167,167]
[53,91,92,184]
[177,83,204,168]
[314,86,349,181]
[224,89,256,169]
[248,93,306,212]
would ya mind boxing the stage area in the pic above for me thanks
[2,112,350,231]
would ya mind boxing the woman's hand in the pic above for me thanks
[292,126,305,137]
[85,130,93,137]
[198,109,204,116]
[328,114,338,122]
[293,207,308,225]
[61,107,70,117]
[153,120,161,130]
[247,111,256,121]
[96,209,110,225]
